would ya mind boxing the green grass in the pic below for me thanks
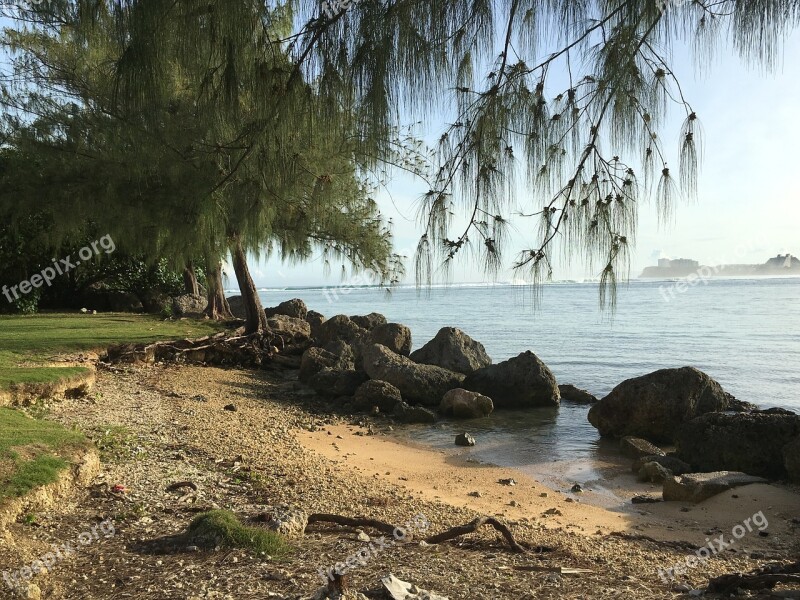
[0,313,221,391]
[0,407,90,501]
[186,510,290,556]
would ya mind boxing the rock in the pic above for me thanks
[393,401,437,424]
[223,404,237,412]
[309,368,369,398]
[226,295,246,319]
[588,367,741,443]
[632,495,662,504]
[172,294,208,318]
[558,384,598,404]
[316,315,367,347]
[462,351,559,409]
[381,574,449,600]
[785,436,800,483]
[663,471,768,503]
[350,312,387,330]
[106,291,144,312]
[676,411,800,480]
[353,380,402,412]
[370,323,412,356]
[305,310,326,338]
[265,298,308,320]
[620,436,665,459]
[363,344,464,406]
[261,505,308,538]
[410,327,492,374]
[141,289,173,314]
[440,389,493,419]
[455,433,476,447]
[299,347,355,383]
[267,315,312,341]
[632,455,691,475]
[571,483,583,493]
[638,461,672,483]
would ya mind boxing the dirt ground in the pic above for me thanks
[1,363,798,599]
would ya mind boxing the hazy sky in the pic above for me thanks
[252,28,800,288]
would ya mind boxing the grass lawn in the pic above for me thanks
[0,313,222,391]
[0,407,91,501]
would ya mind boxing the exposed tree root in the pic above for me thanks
[707,561,800,594]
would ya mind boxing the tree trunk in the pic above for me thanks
[204,260,233,320]
[183,261,200,296]
[230,238,267,334]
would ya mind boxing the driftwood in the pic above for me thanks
[308,513,527,554]
[707,561,800,594]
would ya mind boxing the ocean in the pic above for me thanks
[252,277,800,504]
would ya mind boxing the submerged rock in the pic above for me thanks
[558,384,598,404]
[363,344,464,406]
[440,388,494,419]
[663,471,768,503]
[462,351,559,409]
[410,327,492,374]
[588,367,742,443]
[676,410,800,480]
[455,432,476,447]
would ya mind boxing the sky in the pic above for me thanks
[250,27,800,288]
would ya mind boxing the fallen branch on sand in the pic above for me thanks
[307,513,528,553]
[707,561,800,594]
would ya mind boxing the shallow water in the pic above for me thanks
[252,277,800,502]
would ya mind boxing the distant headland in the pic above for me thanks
[640,254,800,278]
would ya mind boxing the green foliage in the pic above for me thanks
[186,510,290,556]
[0,407,89,501]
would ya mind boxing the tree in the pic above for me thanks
[0,0,403,331]
[35,0,794,303]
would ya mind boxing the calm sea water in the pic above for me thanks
[251,277,800,497]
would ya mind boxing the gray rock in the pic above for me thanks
[267,315,311,341]
[350,312,387,330]
[663,471,768,503]
[363,343,464,406]
[172,294,208,318]
[632,455,691,475]
[632,495,662,504]
[410,327,492,374]
[305,310,326,338]
[588,367,742,443]
[226,295,246,319]
[440,388,494,419]
[353,380,402,412]
[315,315,368,347]
[462,351,559,409]
[265,298,308,320]
[620,436,665,459]
[785,436,800,483]
[382,574,448,600]
[261,505,308,539]
[638,461,672,483]
[299,347,351,383]
[394,401,437,424]
[558,384,598,404]
[370,323,412,356]
[676,411,800,480]
[455,433,476,447]
[309,368,369,398]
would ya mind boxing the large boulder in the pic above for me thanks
[784,437,800,483]
[462,351,559,409]
[351,313,387,331]
[587,367,742,443]
[309,368,369,398]
[410,328,492,375]
[558,384,598,405]
[265,298,308,320]
[353,380,403,412]
[440,389,493,419]
[362,344,464,406]
[305,310,326,338]
[316,315,368,348]
[676,411,800,480]
[226,295,246,319]
[267,315,311,341]
[172,294,208,318]
[393,402,437,424]
[299,346,355,383]
[663,472,768,503]
[370,323,412,357]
